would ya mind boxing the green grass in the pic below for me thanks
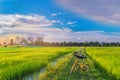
[86,47,120,79]
[0,47,119,80]
[37,48,109,80]
[38,53,73,80]
[0,47,76,80]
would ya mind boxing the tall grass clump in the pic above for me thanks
[86,47,120,79]
[38,53,72,80]
[0,47,76,80]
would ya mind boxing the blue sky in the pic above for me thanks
[0,0,120,42]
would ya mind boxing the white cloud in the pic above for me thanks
[0,14,52,28]
[43,30,120,42]
[51,13,58,17]
[51,13,57,17]
[56,0,120,24]
[51,20,77,26]
[51,12,67,17]
[51,20,63,25]
[1,25,120,42]
[67,21,77,25]
[0,14,120,42]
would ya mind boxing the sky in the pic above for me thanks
[0,0,120,42]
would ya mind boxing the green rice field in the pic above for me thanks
[0,47,76,80]
[86,47,120,79]
[0,47,120,80]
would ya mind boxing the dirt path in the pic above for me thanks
[52,57,107,80]
[37,53,109,80]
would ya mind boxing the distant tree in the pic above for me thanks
[94,41,99,46]
[27,36,34,45]
[56,42,60,46]
[15,36,21,44]
[35,37,43,46]
[0,43,1,46]
[20,38,28,46]
[10,39,14,45]
[3,42,7,47]
[63,41,67,46]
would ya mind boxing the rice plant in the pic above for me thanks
[0,47,76,80]
[86,47,120,79]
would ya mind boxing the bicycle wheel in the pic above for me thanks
[70,63,76,74]
[84,64,89,72]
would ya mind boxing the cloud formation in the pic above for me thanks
[51,12,66,17]
[43,30,120,42]
[56,0,120,24]
[67,21,77,25]
[1,26,120,42]
[0,14,120,42]
[0,14,52,28]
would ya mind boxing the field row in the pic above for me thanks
[0,47,76,80]
[86,47,120,79]
[36,47,120,80]
[34,48,109,80]
[0,47,119,80]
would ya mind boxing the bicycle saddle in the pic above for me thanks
[74,51,87,59]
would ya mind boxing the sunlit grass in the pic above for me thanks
[86,47,120,79]
[0,47,76,80]
[37,48,108,80]
[38,53,72,80]
[1,47,119,80]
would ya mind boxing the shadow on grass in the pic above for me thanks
[68,56,108,80]
[44,54,108,80]
[88,55,117,80]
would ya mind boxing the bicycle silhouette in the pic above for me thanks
[70,51,89,74]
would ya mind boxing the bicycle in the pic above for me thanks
[70,51,89,74]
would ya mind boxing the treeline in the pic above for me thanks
[1,36,120,47]
[45,41,120,47]
[0,36,44,47]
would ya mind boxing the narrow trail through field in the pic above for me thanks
[1,47,118,80]
[21,53,72,80]
[67,56,107,80]
[37,52,109,80]
[21,48,113,80]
